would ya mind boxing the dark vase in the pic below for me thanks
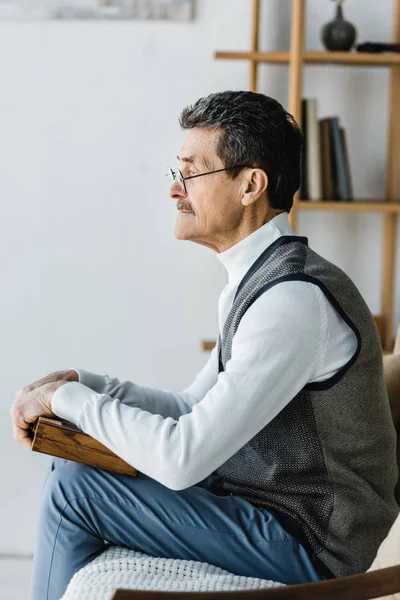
[321,4,357,51]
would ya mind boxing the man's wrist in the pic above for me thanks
[66,369,79,382]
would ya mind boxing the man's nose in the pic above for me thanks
[169,181,188,200]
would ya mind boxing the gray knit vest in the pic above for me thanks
[215,235,399,578]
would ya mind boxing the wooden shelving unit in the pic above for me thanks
[215,0,400,352]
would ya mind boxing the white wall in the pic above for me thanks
[0,0,397,554]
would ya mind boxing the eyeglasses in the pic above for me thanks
[166,165,251,194]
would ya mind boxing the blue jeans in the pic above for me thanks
[30,458,325,600]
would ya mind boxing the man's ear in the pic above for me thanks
[241,169,268,207]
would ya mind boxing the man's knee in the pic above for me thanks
[41,461,98,510]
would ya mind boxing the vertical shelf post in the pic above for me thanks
[287,0,306,232]
[249,0,261,92]
[381,0,400,351]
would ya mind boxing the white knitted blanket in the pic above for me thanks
[61,546,285,600]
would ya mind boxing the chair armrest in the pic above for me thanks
[112,564,400,600]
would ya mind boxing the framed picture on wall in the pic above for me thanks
[0,0,195,21]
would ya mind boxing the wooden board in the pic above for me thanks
[30,416,138,477]
[111,564,400,600]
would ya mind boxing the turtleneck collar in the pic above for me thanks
[216,212,295,284]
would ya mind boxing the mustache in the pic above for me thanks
[177,200,194,213]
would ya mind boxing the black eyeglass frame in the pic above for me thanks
[166,165,252,194]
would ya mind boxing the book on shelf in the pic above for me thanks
[319,118,335,200]
[330,117,353,201]
[29,416,139,477]
[306,98,322,200]
[340,126,354,200]
[300,98,353,202]
[300,99,308,200]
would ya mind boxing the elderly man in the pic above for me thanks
[11,91,398,600]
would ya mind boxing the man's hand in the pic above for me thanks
[15,369,78,401]
[10,380,70,450]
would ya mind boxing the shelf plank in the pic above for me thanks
[305,51,400,66]
[214,51,291,63]
[296,200,400,213]
[215,50,400,67]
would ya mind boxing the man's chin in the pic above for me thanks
[174,228,193,241]
[174,215,196,240]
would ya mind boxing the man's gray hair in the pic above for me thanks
[179,90,303,212]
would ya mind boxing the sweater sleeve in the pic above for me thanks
[52,281,324,491]
[68,345,219,421]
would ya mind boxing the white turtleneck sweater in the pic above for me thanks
[52,212,357,490]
